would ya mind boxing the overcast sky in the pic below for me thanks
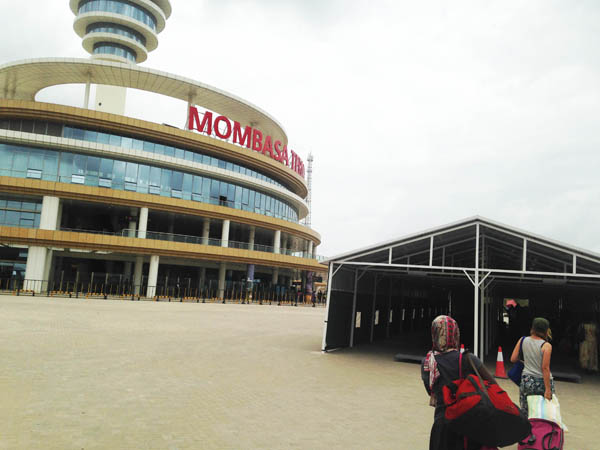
[2,1,599,257]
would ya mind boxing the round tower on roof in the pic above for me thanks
[70,0,172,64]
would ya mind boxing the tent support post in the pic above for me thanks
[321,262,336,351]
[349,268,358,348]
[474,224,480,358]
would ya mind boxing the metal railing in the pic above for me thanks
[0,276,327,307]
[57,227,324,261]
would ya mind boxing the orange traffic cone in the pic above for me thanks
[460,344,465,354]
[495,347,508,378]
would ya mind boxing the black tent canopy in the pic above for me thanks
[321,216,600,361]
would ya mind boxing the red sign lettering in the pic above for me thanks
[188,106,304,177]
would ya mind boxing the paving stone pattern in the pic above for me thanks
[0,296,596,449]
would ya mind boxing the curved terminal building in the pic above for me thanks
[0,1,324,300]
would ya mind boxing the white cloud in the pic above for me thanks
[2,1,599,258]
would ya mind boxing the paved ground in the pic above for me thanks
[0,295,596,449]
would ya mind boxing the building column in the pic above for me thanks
[248,226,255,251]
[25,196,60,292]
[273,230,281,254]
[146,255,160,298]
[308,241,314,259]
[218,262,227,299]
[313,244,318,259]
[272,267,279,285]
[221,219,230,248]
[138,207,148,239]
[202,218,210,245]
[199,267,206,287]
[133,256,143,295]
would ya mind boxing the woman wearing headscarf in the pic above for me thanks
[421,315,497,450]
[510,317,555,415]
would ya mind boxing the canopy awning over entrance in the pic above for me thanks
[321,216,600,357]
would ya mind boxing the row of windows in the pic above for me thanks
[0,119,289,191]
[87,22,146,46]
[0,144,300,223]
[93,42,137,62]
[79,0,156,31]
[0,195,42,229]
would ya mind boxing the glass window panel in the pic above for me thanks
[6,211,19,225]
[143,141,155,153]
[153,143,164,155]
[9,120,21,132]
[132,138,144,150]
[13,151,29,174]
[72,127,85,140]
[59,152,73,180]
[163,146,174,157]
[184,151,193,161]
[84,129,98,142]
[28,149,44,170]
[202,154,211,165]
[202,177,210,200]
[42,151,58,180]
[72,154,87,174]
[210,179,219,199]
[175,148,185,159]
[234,186,242,203]
[248,191,255,210]
[21,120,34,133]
[218,159,226,169]
[99,158,113,179]
[87,156,100,176]
[219,181,228,198]
[171,171,183,190]
[47,122,62,137]
[193,153,202,164]
[97,132,110,145]
[226,162,233,172]
[33,121,47,134]
[192,175,202,194]
[138,165,149,188]
[125,162,138,182]
[0,119,9,130]
[0,210,4,223]
[109,134,121,146]
[182,173,192,194]
[121,136,133,149]
[242,188,249,204]
[227,184,235,202]
[112,160,126,185]
[149,166,161,186]
[160,169,171,192]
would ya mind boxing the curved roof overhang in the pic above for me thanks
[0,58,289,147]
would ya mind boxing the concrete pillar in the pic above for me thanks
[218,262,227,299]
[138,207,148,239]
[202,218,210,245]
[281,235,288,256]
[248,226,255,251]
[40,196,60,230]
[313,244,318,259]
[221,219,230,248]
[24,247,48,292]
[199,267,206,287]
[24,196,59,292]
[308,241,314,258]
[133,256,143,295]
[273,267,279,285]
[128,221,137,238]
[146,255,160,298]
[273,229,281,254]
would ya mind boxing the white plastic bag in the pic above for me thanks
[527,394,568,431]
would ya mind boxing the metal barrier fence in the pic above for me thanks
[0,277,326,307]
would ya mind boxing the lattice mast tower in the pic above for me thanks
[305,152,314,228]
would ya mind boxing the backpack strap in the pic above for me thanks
[459,350,463,379]
[518,335,526,361]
